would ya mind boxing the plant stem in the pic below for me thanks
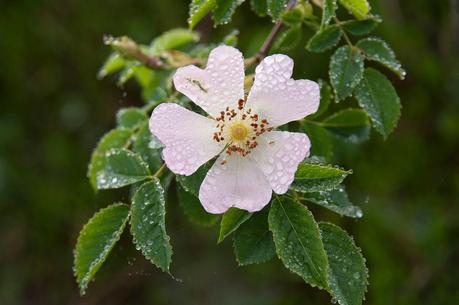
[245,0,297,66]
[333,17,354,47]
[134,50,169,70]
[104,35,170,70]
[153,163,167,179]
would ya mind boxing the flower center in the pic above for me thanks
[212,99,273,158]
[229,123,249,141]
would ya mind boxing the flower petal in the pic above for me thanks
[173,45,245,117]
[149,103,223,176]
[199,154,273,214]
[251,131,310,194]
[246,54,320,127]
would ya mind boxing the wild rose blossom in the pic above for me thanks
[149,45,319,214]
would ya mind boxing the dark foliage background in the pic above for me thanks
[0,0,458,304]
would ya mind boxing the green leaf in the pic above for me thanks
[98,53,126,79]
[319,222,368,305]
[117,64,136,86]
[223,29,239,46]
[116,108,147,128]
[302,122,333,160]
[307,25,342,53]
[213,0,245,26]
[291,161,351,192]
[310,80,333,119]
[338,0,370,20]
[132,122,162,172]
[74,203,130,295]
[130,180,172,273]
[177,184,220,226]
[267,0,288,19]
[88,128,133,190]
[322,0,337,27]
[151,28,200,54]
[302,186,363,218]
[176,161,212,197]
[233,207,276,265]
[274,26,302,51]
[281,7,303,27]
[329,45,364,101]
[356,37,406,79]
[269,197,329,288]
[342,16,381,36]
[250,0,268,16]
[322,108,370,143]
[133,65,156,90]
[354,68,401,139]
[188,0,217,29]
[218,208,252,243]
[132,121,163,172]
[96,149,150,190]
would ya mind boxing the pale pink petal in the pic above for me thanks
[173,45,245,117]
[149,103,223,176]
[246,54,320,127]
[199,154,272,214]
[250,131,310,194]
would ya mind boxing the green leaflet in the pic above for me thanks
[74,203,130,295]
[307,25,342,53]
[342,16,381,36]
[302,186,363,218]
[329,45,365,101]
[267,0,288,19]
[269,197,329,289]
[218,207,252,243]
[309,80,333,119]
[322,108,370,143]
[98,52,126,79]
[132,122,162,172]
[177,184,220,226]
[302,122,333,161]
[281,7,304,27]
[96,148,150,190]
[116,107,147,128]
[150,28,200,54]
[321,0,337,27]
[87,128,133,190]
[117,63,137,86]
[319,223,368,305]
[176,161,213,197]
[291,162,351,193]
[250,0,268,16]
[357,37,406,79]
[130,180,173,273]
[213,0,245,26]
[188,0,217,29]
[274,26,303,52]
[354,68,401,139]
[233,207,276,265]
[223,29,240,46]
[338,0,370,20]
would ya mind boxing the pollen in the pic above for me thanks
[212,101,273,157]
[229,123,249,141]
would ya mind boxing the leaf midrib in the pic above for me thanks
[276,197,325,286]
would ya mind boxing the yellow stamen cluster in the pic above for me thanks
[213,99,273,158]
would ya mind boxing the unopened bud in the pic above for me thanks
[103,35,139,59]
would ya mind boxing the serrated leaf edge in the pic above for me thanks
[269,198,330,289]
[74,203,130,295]
[319,222,369,305]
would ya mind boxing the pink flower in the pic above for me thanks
[149,46,319,214]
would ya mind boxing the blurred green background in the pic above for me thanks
[1,0,458,304]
